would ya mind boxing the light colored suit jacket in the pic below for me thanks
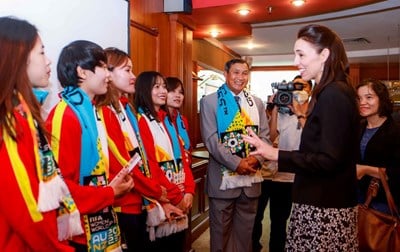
[200,89,270,199]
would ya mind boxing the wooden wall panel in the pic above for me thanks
[359,63,400,82]
[155,13,172,76]
[130,0,163,28]
[130,24,159,73]
[349,64,360,86]
[193,39,239,71]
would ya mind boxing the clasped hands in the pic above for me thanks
[158,187,193,222]
[236,156,260,175]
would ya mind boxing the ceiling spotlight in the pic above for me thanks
[210,30,220,38]
[237,9,250,16]
[247,42,255,50]
[291,0,306,7]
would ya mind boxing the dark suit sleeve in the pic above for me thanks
[386,122,400,208]
[279,84,358,175]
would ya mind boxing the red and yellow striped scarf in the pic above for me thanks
[3,92,82,240]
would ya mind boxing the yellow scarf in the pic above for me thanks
[3,92,82,240]
[51,100,122,251]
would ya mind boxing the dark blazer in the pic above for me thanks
[200,90,269,199]
[279,81,360,208]
[358,117,400,208]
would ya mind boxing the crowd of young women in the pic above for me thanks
[0,16,194,252]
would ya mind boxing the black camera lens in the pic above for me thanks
[276,92,291,105]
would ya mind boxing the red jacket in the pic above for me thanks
[100,106,163,214]
[46,104,116,246]
[137,110,184,205]
[167,110,195,195]
[0,112,74,251]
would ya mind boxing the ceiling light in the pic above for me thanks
[210,30,220,38]
[237,9,250,16]
[291,0,306,7]
[247,42,255,50]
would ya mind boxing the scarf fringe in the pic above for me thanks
[146,201,166,241]
[39,175,84,241]
[57,209,84,241]
[219,170,263,190]
[155,215,188,239]
[146,201,167,227]
[37,175,67,211]
[145,201,189,241]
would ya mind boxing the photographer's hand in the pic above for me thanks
[290,100,308,128]
[269,103,279,142]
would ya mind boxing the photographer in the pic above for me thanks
[252,76,312,252]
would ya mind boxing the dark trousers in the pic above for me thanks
[252,180,292,252]
[144,230,186,252]
[117,211,147,252]
[68,241,87,252]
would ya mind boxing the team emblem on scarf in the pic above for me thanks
[3,92,82,240]
[216,84,263,190]
[51,87,122,251]
[137,108,188,241]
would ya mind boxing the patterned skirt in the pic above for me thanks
[285,203,358,252]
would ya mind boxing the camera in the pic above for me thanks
[271,80,303,114]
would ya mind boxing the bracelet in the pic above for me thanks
[297,114,306,119]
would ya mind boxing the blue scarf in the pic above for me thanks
[164,116,183,164]
[176,112,190,151]
[32,88,49,105]
[216,84,243,137]
[61,86,99,184]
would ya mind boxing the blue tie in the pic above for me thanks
[234,96,241,113]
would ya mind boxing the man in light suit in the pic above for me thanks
[200,58,270,252]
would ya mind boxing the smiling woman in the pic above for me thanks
[242,24,360,251]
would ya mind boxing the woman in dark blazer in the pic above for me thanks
[356,78,400,212]
[242,24,360,251]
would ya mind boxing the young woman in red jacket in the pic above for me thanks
[0,16,80,251]
[95,47,180,251]
[134,71,195,252]
[164,77,195,211]
[46,40,134,252]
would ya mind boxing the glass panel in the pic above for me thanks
[197,69,225,111]
[249,70,299,103]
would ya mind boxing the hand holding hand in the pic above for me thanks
[162,202,184,222]
[245,155,261,169]
[236,159,257,175]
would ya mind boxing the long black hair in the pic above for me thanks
[297,24,352,113]
[134,71,166,121]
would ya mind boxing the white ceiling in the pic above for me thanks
[219,0,400,66]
